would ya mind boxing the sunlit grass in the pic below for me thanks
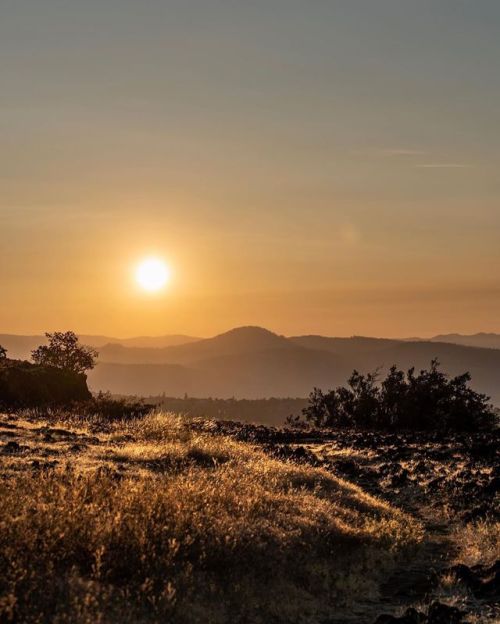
[0,412,423,623]
[453,519,499,567]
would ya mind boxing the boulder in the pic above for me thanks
[0,359,91,407]
[373,607,426,623]
[427,601,465,623]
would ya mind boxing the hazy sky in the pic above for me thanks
[1,0,499,337]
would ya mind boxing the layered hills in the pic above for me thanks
[2,327,500,403]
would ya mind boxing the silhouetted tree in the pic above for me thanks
[31,331,98,374]
[301,360,495,431]
[0,345,7,360]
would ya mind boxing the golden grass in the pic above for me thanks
[0,412,423,623]
[453,519,500,568]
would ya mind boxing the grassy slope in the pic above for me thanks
[0,412,422,624]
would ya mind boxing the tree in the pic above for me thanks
[0,345,7,360]
[31,331,98,374]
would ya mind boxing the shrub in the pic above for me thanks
[0,345,6,360]
[300,360,495,431]
[14,393,153,424]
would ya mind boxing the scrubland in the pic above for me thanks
[0,412,422,624]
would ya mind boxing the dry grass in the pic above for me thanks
[0,412,423,623]
[453,520,500,568]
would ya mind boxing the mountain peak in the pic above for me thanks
[216,326,281,338]
[210,326,289,348]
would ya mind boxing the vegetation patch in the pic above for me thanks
[0,412,422,624]
[295,360,496,431]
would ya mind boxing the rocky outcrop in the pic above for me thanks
[0,359,91,407]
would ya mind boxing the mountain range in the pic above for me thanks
[0,333,200,358]
[1,328,500,403]
[429,333,500,350]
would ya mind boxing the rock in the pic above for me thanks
[2,440,29,454]
[391,468,410,487]
[450,563,480,585]
[461,504,491,522]
[263,444,319,465]
[48,428,76,437]
[0,359,91,408]
[449,561,500,598]
[30,459,58,470]
[479,569,499,597]
[81,436,100,445]
[373,608,426,624]
[427,602,465,623]
[427,476,445,491]
[484,476,500,495]
[332,459,358,474]
[414,461,429,473]
[401,608,427,623]
[378,462,393,475]
[3,440,21,453]
[468,441,497,460]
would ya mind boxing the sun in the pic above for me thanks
[135,257,171,292]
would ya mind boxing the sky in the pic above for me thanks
[1,0,499,338]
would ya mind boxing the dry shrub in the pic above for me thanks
[453,520,500,567]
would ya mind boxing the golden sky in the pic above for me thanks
[1,1,499,338]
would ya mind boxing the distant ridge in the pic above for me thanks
[2,327,500,404]
[105,335,201,348]
[88,327,500,405]
[0,333,200,360]
[290,335,402,355]
[430,333,500,350]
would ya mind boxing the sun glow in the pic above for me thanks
[135,257,171,292]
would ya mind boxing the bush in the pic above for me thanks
[14,393,153,424]
[299,360,495,431]
[71,392,153,422]
[0,345,6,360]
